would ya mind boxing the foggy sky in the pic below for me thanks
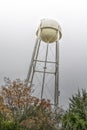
[0,0,87,109]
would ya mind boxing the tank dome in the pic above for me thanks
[36,19,62,43]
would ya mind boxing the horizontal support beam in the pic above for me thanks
[35,70,55,74]
[34,59,56,64]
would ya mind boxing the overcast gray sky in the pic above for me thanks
[0,0,87,109]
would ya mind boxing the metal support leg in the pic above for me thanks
[25,38,40,86]
[41,44,49,99]
[55,41,59,109]
[30,39,41,86]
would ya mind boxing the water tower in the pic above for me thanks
[25,19,62,108]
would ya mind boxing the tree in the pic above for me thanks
[0,95,19,130]
[61,89,87,130]
[0,78,61,130]
[0,95,12,121]
[20,99,57,130]
[1,78,33,121]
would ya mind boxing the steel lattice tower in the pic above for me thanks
[25,19,62,108]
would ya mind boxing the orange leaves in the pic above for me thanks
[1,78,51,114]
[0,95,4,111]
[0,78,34,121]
[20,98,53,129]
[0,78,60,130]
[0,78,63,130]
[0,95,3,103]
[2,79,32,107]
[0,94,12,121]
[40,99,51,110]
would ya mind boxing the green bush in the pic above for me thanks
[0,120,20,130]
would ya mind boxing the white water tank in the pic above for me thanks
[36,19,62,43]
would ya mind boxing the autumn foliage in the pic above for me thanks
[0,78,59,130]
